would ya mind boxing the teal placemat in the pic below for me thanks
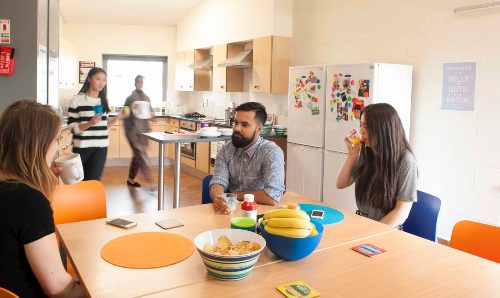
[299,203,344,225]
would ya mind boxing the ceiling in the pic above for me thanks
[60,0,203,26]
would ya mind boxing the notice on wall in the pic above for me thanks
[441,62,476,111]
[0,19,11,44]
[79,61,95,83]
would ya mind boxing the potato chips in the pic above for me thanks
[203,236,261,255]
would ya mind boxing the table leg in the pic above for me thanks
[158,143,165,210]
[173,143,181,209]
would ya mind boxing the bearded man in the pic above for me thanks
[209,102,285,214]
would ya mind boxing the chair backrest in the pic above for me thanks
[449,220,500,263]
[402,190,441,242]
[201,175,213,204]
[0,287,20,298]
[52,180,107,224]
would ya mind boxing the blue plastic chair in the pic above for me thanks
[202,174,213,204]
[402,190,441,242]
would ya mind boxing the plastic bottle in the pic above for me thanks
[241,194,257,221]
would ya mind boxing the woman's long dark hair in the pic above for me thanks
[355,103,413,213]
[78,67,110,113]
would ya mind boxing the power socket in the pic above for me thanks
[203,97,209,107]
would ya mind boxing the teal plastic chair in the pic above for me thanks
[402,191,441,242]
[202,175,213,204]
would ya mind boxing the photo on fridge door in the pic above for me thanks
[292,70,321,115]
[352,97,365,120]
[330,73,353,122]
[358,79,370,97]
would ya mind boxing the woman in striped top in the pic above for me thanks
[67,67,121,180]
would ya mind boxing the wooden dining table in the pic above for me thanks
[56,192,499,297]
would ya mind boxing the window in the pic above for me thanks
[103,55,167,108]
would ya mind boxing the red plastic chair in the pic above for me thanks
[449,220,500,263]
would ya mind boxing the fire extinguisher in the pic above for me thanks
[0,46,15,76]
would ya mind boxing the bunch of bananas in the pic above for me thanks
[262,208,317,238]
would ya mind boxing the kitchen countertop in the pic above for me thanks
[62,113,287,139]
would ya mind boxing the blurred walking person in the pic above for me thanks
[124,75,153,187]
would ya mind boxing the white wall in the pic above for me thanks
[292,0,500,239]
[177,0,293,123]
[177,0,293,50]
[59,22,187,108]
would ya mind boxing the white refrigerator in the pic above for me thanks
[287,63,413,211]
[286,65,326,201]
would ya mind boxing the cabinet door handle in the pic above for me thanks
[253,85,260,89]
[220,85,224,89]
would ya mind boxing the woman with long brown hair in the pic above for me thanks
[0,100,84,297]
[336,103,417,227]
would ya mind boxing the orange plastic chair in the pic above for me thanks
[52,180,107,276]
[449,220,500,263]
[52,180,107,224]
[0,287,19,298]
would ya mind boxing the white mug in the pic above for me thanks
[132,101,151,119]
[55,153,84,185]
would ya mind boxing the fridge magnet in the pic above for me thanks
[358,79,370,97]
[292,70,321,115]
[342,74,352,95]
[332,74,339,91]
[352,98,365,120]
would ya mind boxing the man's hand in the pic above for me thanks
[213,195,230,214]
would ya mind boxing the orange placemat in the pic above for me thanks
[101,232,194,269]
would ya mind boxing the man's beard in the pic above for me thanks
[231,129,257,148]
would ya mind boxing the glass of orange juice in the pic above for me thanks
[345,131,362,148]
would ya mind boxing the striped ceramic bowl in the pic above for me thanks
[194,229,266,280]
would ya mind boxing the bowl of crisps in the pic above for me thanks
[194,229,266,280]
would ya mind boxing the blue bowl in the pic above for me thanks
[259,219,323,261]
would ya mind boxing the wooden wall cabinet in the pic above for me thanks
[212,44,245,92]
[252,36,291,94]
[175,50,195,91]
[176,49,213,92]
[194,49,212,91]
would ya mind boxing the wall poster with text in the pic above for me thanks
[441,62,476,111]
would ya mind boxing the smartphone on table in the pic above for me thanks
[310,210,325,220]
[106,218,137,229]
